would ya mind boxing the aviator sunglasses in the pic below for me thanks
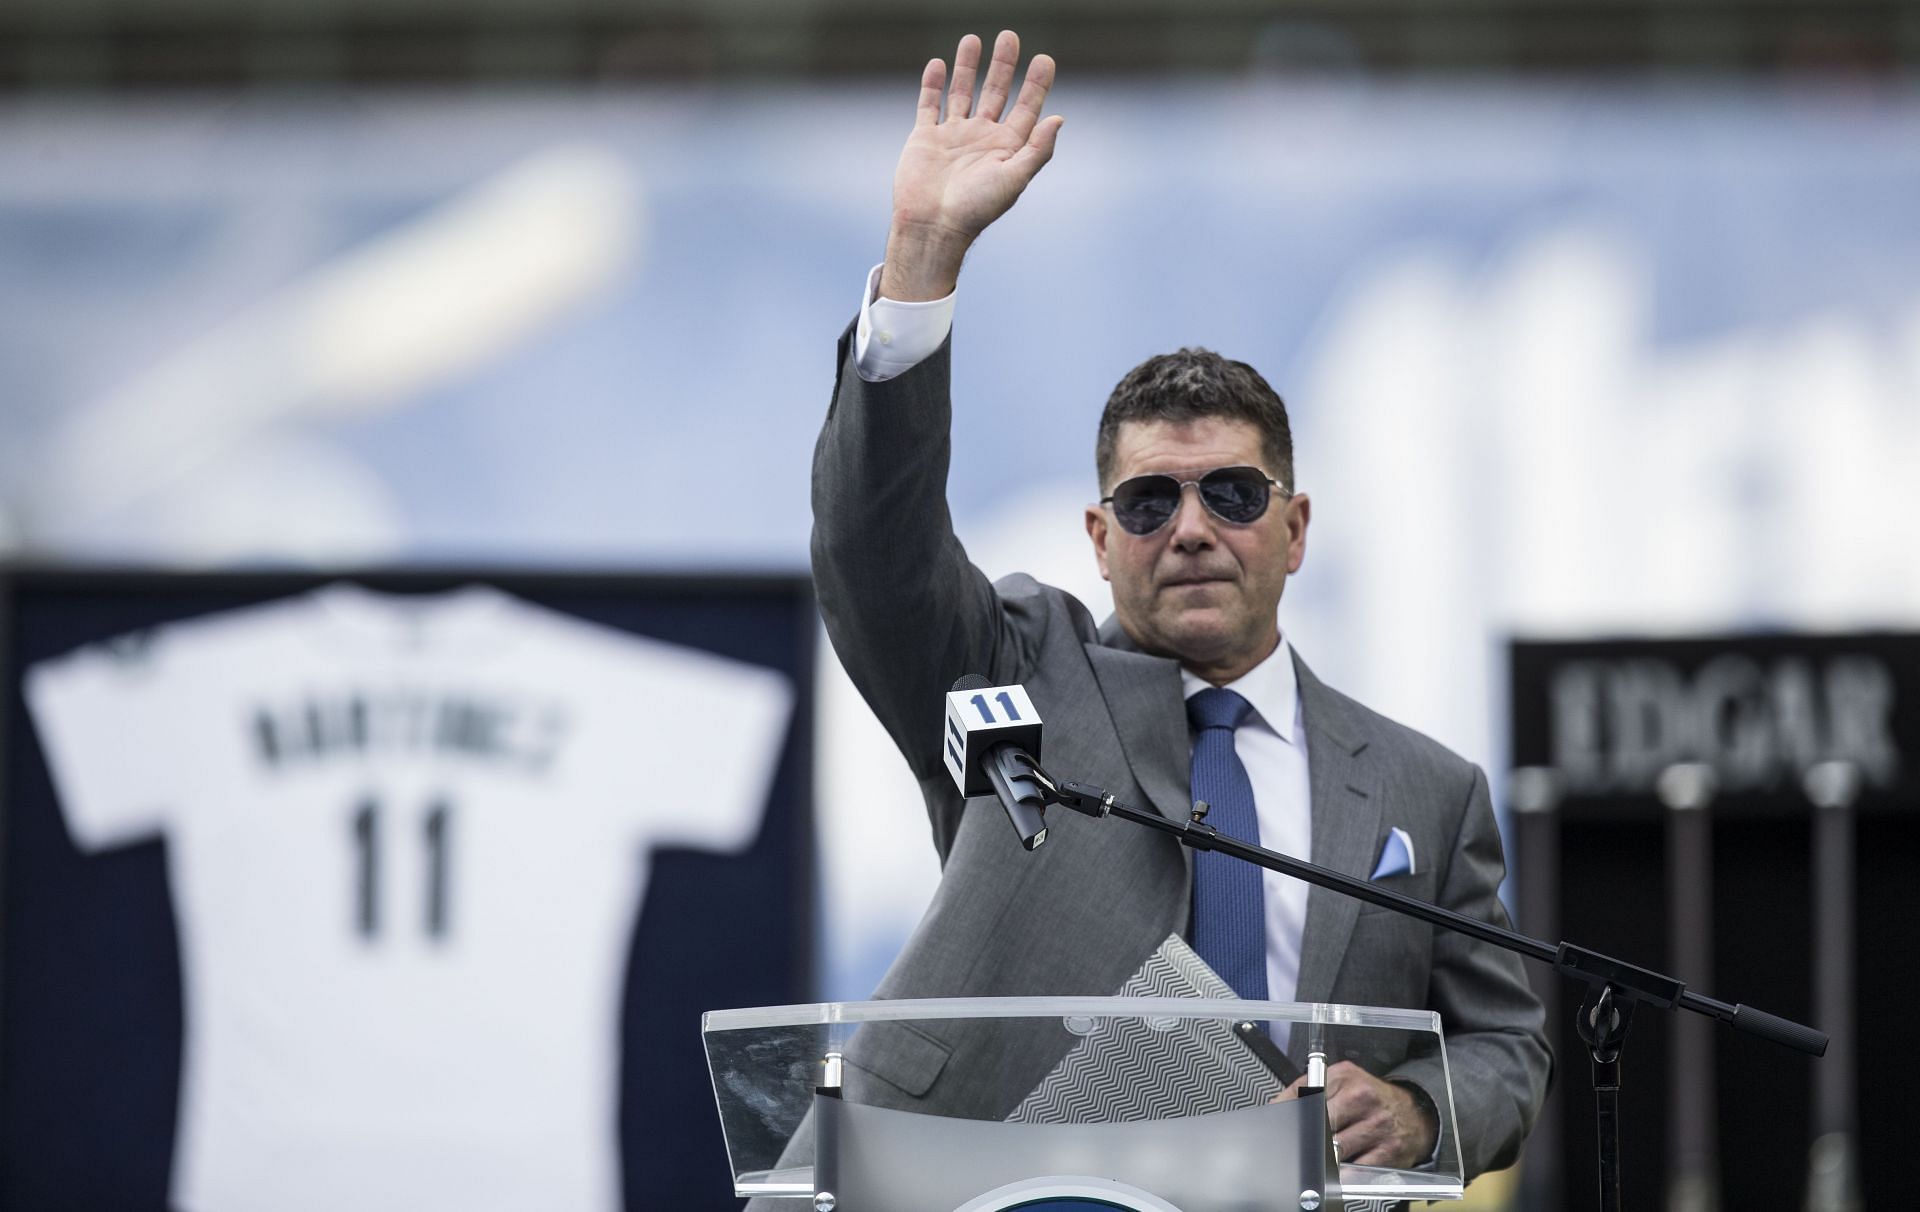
[1100,466,1291,536]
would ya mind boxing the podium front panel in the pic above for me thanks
[702,996,1466,1209]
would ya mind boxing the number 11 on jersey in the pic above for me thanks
[351,795,454,943]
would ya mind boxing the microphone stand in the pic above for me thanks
[1019,762,1827,1212]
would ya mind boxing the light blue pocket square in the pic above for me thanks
[1370,826,1416,880]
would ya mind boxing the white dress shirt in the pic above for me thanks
[853,267,1315,1001]
[855,264,957,381]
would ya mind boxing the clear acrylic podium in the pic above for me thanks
[703,997,1465,1212]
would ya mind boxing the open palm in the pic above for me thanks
[893,31,1062,239]
[881,31,1063,299]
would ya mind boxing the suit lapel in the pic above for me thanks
[1290,652,1381,1007]
[1086,616,1191,847]
[1082,622,1380,993]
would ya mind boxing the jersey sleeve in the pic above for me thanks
[635,648,795,853]
[561,625,794,854]
[24,633,194,851]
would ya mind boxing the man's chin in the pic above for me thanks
[1148,611,1243,665]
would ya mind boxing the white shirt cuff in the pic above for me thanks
[853,263,956,382]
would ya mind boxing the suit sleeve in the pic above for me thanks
[811,320,1033,788]
[1396,764,1553,1181]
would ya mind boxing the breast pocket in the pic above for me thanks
[1357,868,1437,912]
[1343,870,1439,1007]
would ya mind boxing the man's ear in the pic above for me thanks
[1085,505,1113,581]
[1285,492,1311,575]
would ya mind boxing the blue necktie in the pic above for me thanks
[1188,687,1269,1002]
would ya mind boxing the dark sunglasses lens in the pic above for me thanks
[1199,468,1271,523]
[1111,476,1180,534]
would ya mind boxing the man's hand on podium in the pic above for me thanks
[1274,1060,1439,1169]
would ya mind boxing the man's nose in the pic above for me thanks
[1166,484,1217,550]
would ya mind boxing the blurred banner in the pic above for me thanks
[2,81,1917,1011]
[1514,635,1916,808]
[1511,633,1916,1210]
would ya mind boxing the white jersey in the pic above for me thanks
[24,582,794,1212]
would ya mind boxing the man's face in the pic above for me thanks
[1085,417,1310,683]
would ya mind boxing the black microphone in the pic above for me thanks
[944,674,1050,851]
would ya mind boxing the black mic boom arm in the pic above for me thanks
[1029,763,1825,1058]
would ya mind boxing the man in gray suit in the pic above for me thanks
[810,29,1549,1182]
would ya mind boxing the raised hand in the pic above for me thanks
[879,30,1064,301]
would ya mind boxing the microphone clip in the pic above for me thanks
[1043,776,1115,819]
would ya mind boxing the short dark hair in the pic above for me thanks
[1095,347,1294,492]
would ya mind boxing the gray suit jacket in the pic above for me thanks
[799,322,1549,1185]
